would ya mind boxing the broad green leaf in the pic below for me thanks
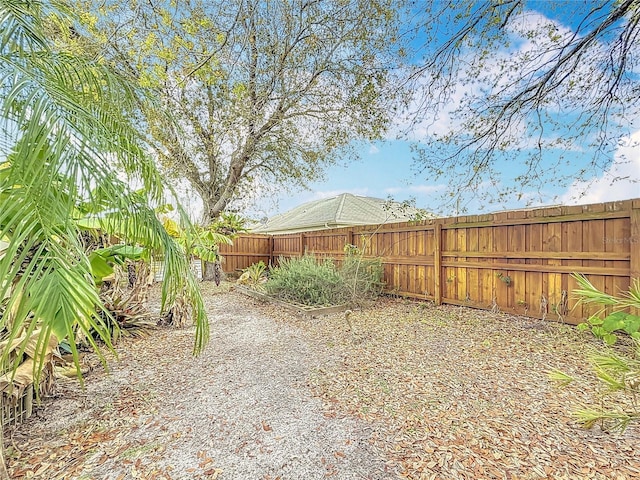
[588,316,604,326]
[75,217,103,229]
[88,252,114,282]
[576,323,590,332]
[109,244,145,259]
[602,313,627,333]
[622,315,640,335]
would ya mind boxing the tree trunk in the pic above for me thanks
[202,259,223,284]
[203,193,221,227]
[201,195,227,284]
[202,197,217,282]
[203,261,216,281]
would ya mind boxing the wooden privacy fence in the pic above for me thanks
[219,198,640,324]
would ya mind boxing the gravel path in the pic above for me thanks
[6,287,392,479]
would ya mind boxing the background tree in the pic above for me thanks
[72,0,402,223]
[406,0,640,211]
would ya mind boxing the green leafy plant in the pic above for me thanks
[343,244,359,256]
[266,255,344,306]
[94,262,156,343]
[0,0,210,410]
[264,253,384,307]
[162,215,232,286]
[569,345,640,433]
[162,216,232,263]
[237,261,268,290]
[496,272,512,285]
[209,213,249,237]
[574,274,640,345]
[549,274,640,432]
[88,244,145,285]
[339,253,385,305]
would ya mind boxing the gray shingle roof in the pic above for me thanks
[251,193,431,234]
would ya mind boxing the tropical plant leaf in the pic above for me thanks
[0,0,209,396]
[547,368,574,386]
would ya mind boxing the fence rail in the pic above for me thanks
[219,198,640,324]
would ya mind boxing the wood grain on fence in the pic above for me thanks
[219,198,639,323]
[219,234,272,272]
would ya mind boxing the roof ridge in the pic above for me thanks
[334,193,348,222]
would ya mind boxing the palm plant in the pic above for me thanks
[573,273,640,344]
[161,215,232,287]
[549,274,640,433]
[0,0,208,403]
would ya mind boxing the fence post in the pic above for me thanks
[631,200,640,315]
[434,223,442,305]
[268,236,274,267]
[299,232,305,257]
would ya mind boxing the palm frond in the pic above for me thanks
[1,0,209,395]
[572,407,638,433]
[571,273,617,313]
[572,273,640,312]
[547,368,575,387]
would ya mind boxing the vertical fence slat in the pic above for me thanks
[434,223,442,305]
[631,200,640,316]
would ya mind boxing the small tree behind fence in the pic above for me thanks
[219,198,640,324]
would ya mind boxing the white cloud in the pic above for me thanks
[561,130,640,204]
[368,144,380,154]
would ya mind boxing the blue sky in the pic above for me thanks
[252,133,639,218]
[244,1,639,219]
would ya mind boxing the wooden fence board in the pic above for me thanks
[219,198,638,323]
[631,201,640,316]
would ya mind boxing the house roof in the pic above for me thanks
[251,193,432,234]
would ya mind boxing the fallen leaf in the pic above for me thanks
[203,467,223,478]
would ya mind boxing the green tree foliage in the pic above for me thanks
[407,0,640,210]
[0,0,209,393]
[71,0,402,223]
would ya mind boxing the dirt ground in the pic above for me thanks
[5,282,640,479]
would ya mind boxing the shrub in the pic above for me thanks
[340,254,385,303]
[237,261,268,290]
[573,273,640,345]
[264,253,384,307]
[265,255,343,306]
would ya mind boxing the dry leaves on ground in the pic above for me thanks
[4,286,640,479]
[292,298,640,480]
